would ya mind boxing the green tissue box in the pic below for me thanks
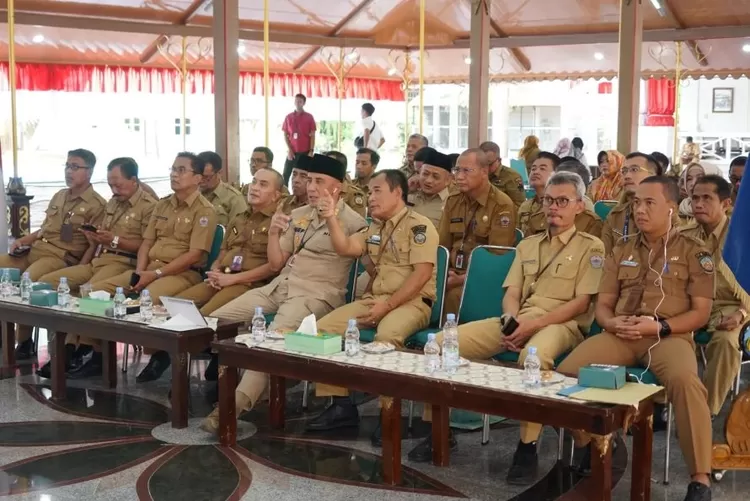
[30,290,59,307]
[31,282,52,291]
[78,297,114,316]
[578,364,626,390]
[284,332,342,355]
[0,268,21,281]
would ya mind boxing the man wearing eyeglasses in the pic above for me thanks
[198,151,247,227]
[408,147,453,228]
[242,147,289,198]
[1,148,107,359]
[438,148,517,315]
[600,152,663,254]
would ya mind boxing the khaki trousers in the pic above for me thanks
[555,331,712,476]
[177,282,253,316]
[422,307,582,444]
[704,327,742,416]
[213,281,333,412]
[315,295,431,398]
[443,285,463,316]
[0,250,67,342]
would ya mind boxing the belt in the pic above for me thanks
[100,248,137,260]
[40,238,82,260]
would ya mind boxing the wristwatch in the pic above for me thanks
[154,269,163,278]
[658,319,672,338]
[111,236,120,249]
[739,309,748,322]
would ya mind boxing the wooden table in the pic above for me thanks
[0,299,241,428]
[213,340,659,501]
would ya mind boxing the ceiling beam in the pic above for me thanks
[138,0,211,64]
[661,0,708,66]
[488,19,530,72]
[291,0,374,70]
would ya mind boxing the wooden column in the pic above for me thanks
[213,0,240,184]
[616,0,643,154]
[468,0,491,148]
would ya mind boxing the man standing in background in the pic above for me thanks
[282,93,316,186]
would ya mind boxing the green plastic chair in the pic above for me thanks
[593,200,618,220]
[514,228,524,246]
[204,225,225,273]
[510,158,529,186]
[456,245,516,325]
[525,188,536,200]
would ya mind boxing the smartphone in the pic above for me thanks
[10,245,31,257]
[129,273,140,287]
[81,224,98,232]
[501,316,519,335]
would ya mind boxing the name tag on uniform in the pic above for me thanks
[366,235,381,245]
[450,218,463,223]
[620,260,638,267]
[155,215,168,221]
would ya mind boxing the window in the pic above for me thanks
[458,106,469,149]
[437,105,451,149]
[175,118,192,135]
[411,105,434,145]
[508,106,561,153]
[487,110,494,143]
[124,118,141,132]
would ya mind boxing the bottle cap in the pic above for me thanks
[348,318,357,327]
[60,277,68,283]
[446,313,456,322]
[22,272,29,278]
[116,287,123,294]
[427,333,436,341]
[528,346,537,354]
[141,289,150,296]
[255,306,263,315]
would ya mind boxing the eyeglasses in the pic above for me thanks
[620,165,651,175]
[64,163,90,171]
[170,166,196,175]
[542,196,580,208]
[250,158,268,165]
[451,167,476,176]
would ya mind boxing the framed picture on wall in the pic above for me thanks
[712,88,734,113]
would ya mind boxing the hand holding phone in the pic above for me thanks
[501,315,519,335]
[129,273,140,288]
[81,224,98,232]
[9,245,31,257]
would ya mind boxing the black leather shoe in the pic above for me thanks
[684,481,711,501]
[136,351,171,383]
[653,403,669,432]
[306,398,360,431]
[575,440,618,476]
[68,352,103,379]
[371,421,382,447]
[67,345,94,373]
[15,339,35,360]
[506,441,538,485]
[204,354,218,381]
[407,431,457,463]
[36,344,77,379]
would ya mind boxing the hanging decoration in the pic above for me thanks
[319,47,362,150]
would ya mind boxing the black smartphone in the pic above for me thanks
[501,316,519,335]
[81,224,98,232]
[10,245,31,257]
[129,273,140,287]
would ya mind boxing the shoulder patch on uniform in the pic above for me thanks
[199,216,209,227]
[499,214,511,227]
[411,224,427,235]
[696,251,714,273]
[412,224,427,245]
[354,195,365,205]
[589,255,604,269]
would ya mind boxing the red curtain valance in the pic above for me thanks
[0,63,405,102]
[644,77,675,126]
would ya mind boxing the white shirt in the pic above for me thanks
[361,116,383,150]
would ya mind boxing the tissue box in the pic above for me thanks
[578,364,626,390]
[284,332,342,355]
[0,268,21,282]
[78,297,114,316]
[30,290,59,307]
[31,282,52,291]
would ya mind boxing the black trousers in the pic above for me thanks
[283,152,307,186]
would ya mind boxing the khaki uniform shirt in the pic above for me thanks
[504,226,605,327]
[203,181,247,227]
[93,188,157,267]
[601,198,633,255]
[218,203,277,284]
[517,197,603,238]
[35,185,107,263]
[352,206,438,300]
[341,181,368,218]
[600,230,715,321]
[439,184,517,272]
[408,187,450,229]
[353,175,372,196]
[279,194,307,215]
[275,200,367,305]
[400,161,416,179]
[145,190,217,267]
[489,164,525,206]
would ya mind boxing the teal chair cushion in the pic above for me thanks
[458,247,516,324]
[694,329,711,345]
[265,313,276,324]
[405,327,441,350]
[205,225,225,273]
[525,188,536,200]
[359,328,376,343]
[510,159,529,186]
[594,201,617,220]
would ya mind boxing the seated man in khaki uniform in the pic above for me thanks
[36,157,157,379]
[682,175,750,417]
[242,146,289,198]
[278,161,310,214]
[198,150,247,226]
[0,148,107,359]
[409,172,605,466]
[201,154,366,434]
[91,152,217,383]
[555,176,715,501]
[401,133,429,188]
[325,150,368,218]
[519,152,602,238]
[440,148,518,315]
[480,141,526,206]
[353,148,379,195]
[601,152,663,254]
[307,169,438,432]
[408,148,452,228]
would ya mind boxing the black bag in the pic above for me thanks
[354,121,376,148]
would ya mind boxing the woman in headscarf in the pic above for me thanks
[571,137,588,166]
[588,150,625,202]
[553,137,572,158]
[678,162,722,221]
[518,135,541,173]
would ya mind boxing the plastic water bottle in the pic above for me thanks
[0,269,12,299]
[252,306,266,343]
[424,333,441,374]
[57,277,70,308]
[344,319,360,356]
[20,272,32,303]
[441,313,460,375]
[524,346,542,388]
[139,289,153,322]
[113,287,127,319]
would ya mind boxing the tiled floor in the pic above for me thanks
[1,336,749,501]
